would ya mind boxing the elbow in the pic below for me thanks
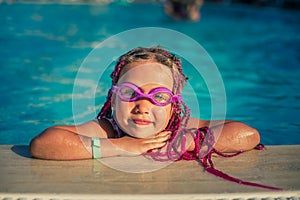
[214,123,261,153]
[29,133,47,159]
[29,127,60,159]
[29,126,88,160]
[238,126,261,151]
[248,127,261,149]
[29,136,42,159]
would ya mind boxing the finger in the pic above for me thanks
[159,131,172,141]
[156,131,171,137]
[160,133,171,142]
[145,134,170,144]
[150,143,168,153]
[144,136,171,148]
[145,131,169,141]
[145,141,167,151]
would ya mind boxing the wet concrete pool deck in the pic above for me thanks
[0,145,299,199]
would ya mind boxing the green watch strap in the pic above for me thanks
[91,137,101,159]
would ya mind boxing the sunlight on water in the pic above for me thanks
[0,2,299,144]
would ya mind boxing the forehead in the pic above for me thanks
[118,62,174,89]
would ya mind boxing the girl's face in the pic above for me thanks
[112,62,174,138]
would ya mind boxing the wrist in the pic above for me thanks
[109,138,138,157]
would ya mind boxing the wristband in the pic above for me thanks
[91,137,101,159]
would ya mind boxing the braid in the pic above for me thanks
[97,46,191,159]
[98,46,188,119]
[96,47,283,191]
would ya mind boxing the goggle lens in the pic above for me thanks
[112,83,181,106]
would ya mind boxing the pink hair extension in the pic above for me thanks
[96,46,282,190]
[97,46,188,129]
[147,127,282,190]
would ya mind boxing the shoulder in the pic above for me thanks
[186,118,210,129]
[77,119,113,138]
[60,118,114,138]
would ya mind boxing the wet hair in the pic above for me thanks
[97,46,190,137]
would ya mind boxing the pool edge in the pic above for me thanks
[1,144,300,199]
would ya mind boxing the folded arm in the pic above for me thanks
[186,118,261,153]
[29,120,170,160]
[30,118,260,160]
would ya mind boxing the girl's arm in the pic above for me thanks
[209,120,260,152]
[29,120,107,160]
[187,118,260,153]
[29,120,170,160]
[30,127,93,160]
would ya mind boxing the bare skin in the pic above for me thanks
[30,62,260,160]
[29,118,260,160]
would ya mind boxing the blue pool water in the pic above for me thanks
[0,2,299,145]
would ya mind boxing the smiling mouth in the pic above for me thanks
[132,119,152,125]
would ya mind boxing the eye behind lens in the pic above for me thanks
[153,93,172,104]
[119,86,137,99]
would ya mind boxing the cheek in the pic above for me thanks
[114,100,131,121]
[152,106,172,126]
[115,98,133,111]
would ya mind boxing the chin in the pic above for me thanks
[126,130,156,139]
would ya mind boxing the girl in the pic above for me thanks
[30,46,283,190]
[30,46,260,160]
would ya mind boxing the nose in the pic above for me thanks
[132,99,152,114]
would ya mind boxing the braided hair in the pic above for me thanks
[94,47,283,190]
[97,46,190,133]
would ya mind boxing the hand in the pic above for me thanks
[114,131,171,156]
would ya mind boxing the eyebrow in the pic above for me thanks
[125,82,172,94]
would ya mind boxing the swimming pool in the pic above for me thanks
[0,1,299,145]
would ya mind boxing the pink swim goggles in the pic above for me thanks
[111,82,182,106]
